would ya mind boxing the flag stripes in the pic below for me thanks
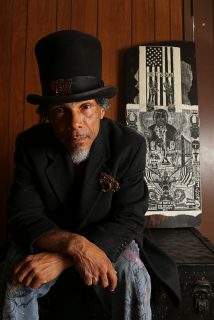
[139,46,182,111]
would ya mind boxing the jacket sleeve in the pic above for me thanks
[7,134,59,251]
[86,137,149,262]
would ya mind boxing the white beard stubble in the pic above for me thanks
[70,148,89,164]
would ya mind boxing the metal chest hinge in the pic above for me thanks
[193,278,214,313]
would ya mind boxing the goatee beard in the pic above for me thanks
[70,148,89,164]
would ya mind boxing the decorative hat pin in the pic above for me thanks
[99,172,120,193]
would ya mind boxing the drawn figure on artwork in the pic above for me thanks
[126,111,138,131]
[146,169,177,204]
[148,109,177,147]
[159,174,173,201]
[147,80,158,111]
[163,78,175,112]
[148,109,178,164]
[181,61,193,105]
[134,69,139,104]
[190,112,199,138]
[174,188,185,204]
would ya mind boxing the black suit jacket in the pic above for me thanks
[7,117,181,304]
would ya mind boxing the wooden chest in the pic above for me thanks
[149,228,214,320]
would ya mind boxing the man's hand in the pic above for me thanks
[13,252,73,289]
[68,234,117,291]
[33,230,117,291]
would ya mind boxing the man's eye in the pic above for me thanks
[50,107,66,120]
[53,107,65,115]
[55,107,64,113]
[81,104,91,110]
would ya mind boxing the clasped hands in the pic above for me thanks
[13,233,117,292]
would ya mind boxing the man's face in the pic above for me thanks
[48,99,105,158]
[155,111,167,127]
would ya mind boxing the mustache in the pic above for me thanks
[63,130,91,139]
[72,133,89,138]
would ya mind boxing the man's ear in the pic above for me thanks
[100,108,105,119]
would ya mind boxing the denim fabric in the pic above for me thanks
[0,242,57,320]
[2,281,56,320]
[0,241,151,320]
[95,240,151,320]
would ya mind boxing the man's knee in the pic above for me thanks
[114,241,151,293]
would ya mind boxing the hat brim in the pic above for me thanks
[27,85,116,105]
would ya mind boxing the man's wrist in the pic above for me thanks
[33,230,82,256]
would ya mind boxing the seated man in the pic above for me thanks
[0,30,180,320]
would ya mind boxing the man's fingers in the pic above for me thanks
[21,271,36,287]
[13,255,35,278]
[92,276,99,286]
[100,274,109,288]
[71,240,118,291]
[82,271,93,286]
[14,259,28,276]
[30,276,43,289]
[16,264,33,283]
[107,269,117,292]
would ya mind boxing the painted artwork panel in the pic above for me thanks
[126,104,201,216]
[139,46,182,112]
[126,42,201,227]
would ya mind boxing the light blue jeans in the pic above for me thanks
[0,241,151,320]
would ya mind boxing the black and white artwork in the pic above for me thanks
[138,46,182,112]
[127,104,201,216]
[126,41,198,107]
[126,42,201,227]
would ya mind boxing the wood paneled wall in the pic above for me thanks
[1,0,212,248]
[191,0,214,243]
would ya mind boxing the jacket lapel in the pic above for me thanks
[46,142,74,204]
[77,122,111,230]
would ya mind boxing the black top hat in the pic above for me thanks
[27,30,116,105]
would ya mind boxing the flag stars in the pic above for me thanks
[146,47,162,66]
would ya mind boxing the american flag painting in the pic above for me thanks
[139,46,182,112]
[126,42,201,227]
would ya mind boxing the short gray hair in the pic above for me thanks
[95,97,111,110]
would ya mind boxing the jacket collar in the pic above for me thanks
[46,134,74,205]
[77,120,111,229]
